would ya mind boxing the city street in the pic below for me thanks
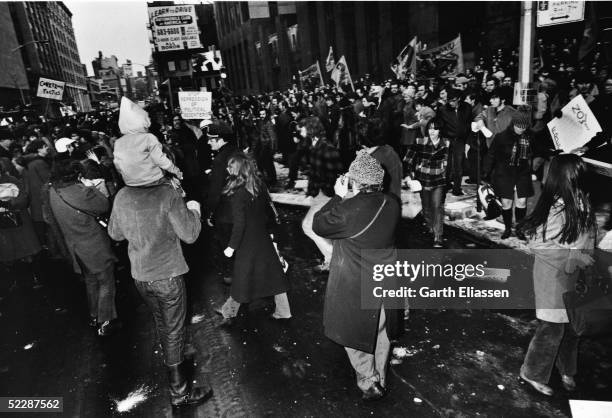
[1,206,610,417]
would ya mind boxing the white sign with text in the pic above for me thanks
[537,1,585,27]
[36,77,65,100]
[178,91,212,120]
[547,95,601,151]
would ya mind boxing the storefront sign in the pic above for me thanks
[148,5,202,52]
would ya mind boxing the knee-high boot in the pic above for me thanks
[501,209,513,239]
[515,207,527,240]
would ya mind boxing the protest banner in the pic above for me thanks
[325,46,335,72]
[36,77,65,100]
[547,94,602,151]
[391,36,418,81]
[178,91,212,120]
[330,56,354,91]
[417,34,464,78]
[299,61,324,89]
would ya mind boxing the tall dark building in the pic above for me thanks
[213,2,526,94]
[8,1,90,113]
[0,2,30,110]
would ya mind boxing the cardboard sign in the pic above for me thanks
[178,91,212,120]
[36,77,65,100]
[547,95,602,151]
[537,1,585,27]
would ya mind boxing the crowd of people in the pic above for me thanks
[0,41,610,405]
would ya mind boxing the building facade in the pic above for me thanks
[0,2,30,110]
[213,2,527,95]
[9,1,91,113]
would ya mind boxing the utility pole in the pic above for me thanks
[516,1,537,107]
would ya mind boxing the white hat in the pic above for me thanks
[55,137,76,153]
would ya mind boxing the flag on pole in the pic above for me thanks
[325,46,336,72]
[331,56,354,91]
[299,60,324,88]
[391,36,418,80]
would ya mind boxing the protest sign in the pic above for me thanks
[547,94,602,151]
[178,91,212,120]
[417,35,464,78]
[299,61,324,89]
[36,77,65,100]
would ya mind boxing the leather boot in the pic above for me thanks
[501,209,513,239]
[515,207,527,240]
[168,361,213,408]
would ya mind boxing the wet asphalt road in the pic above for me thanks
[0,206,611,417]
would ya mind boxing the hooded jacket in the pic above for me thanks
[113,97,181,186]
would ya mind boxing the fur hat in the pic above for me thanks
[347,150,384,186]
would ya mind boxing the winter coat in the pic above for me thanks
[227,186,287,303]
[306,138,343,198]
[114,97,181,186]
[474,105,516,148]
[400,101,419,146]
[170,126,200,179]
[206,143,238,224]
[49,183,116,274]
[313,192,401,353]
[371,145,403,202]
[483,126,534,199]
[24,156,51,222]
[0,174,41,262]
[108,180,200,281]
[528,200,595,323]
[438,102,472,140]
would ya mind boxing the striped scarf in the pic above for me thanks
[510,135,530,166]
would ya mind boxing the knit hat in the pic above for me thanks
[512,111,531,130]
[347,150,384,186]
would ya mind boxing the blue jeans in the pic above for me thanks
[521,320,578,384]
[135,276,186,366]
[420,186,446,241]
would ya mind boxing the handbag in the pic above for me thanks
[563,247,612,337]
[478,184,502,220]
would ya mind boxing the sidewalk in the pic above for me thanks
[270,161,612,251]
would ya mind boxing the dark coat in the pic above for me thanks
[483,127,534,199]
[49,183,116,274]
[170,126,200,179]
[206,143,238,224]
[438,102,472,140]
[313,192,401,353]
[228,186,287,303]
[24,156,51,222]
[0,174,41,262]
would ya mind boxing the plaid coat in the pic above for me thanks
[306,139,343,197]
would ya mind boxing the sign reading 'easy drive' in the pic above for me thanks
[36,77,65,100]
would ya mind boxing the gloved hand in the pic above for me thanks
[186,200,201,217]
[224,247,234,257]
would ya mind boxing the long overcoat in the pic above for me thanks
[228,186,287,303]
[313,192,401,353]
[0,174,41,262]
[529,200,595,323]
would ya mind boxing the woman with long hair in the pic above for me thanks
[518,154,596,396]
[404,118,450,248]
[218,153,291,324]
